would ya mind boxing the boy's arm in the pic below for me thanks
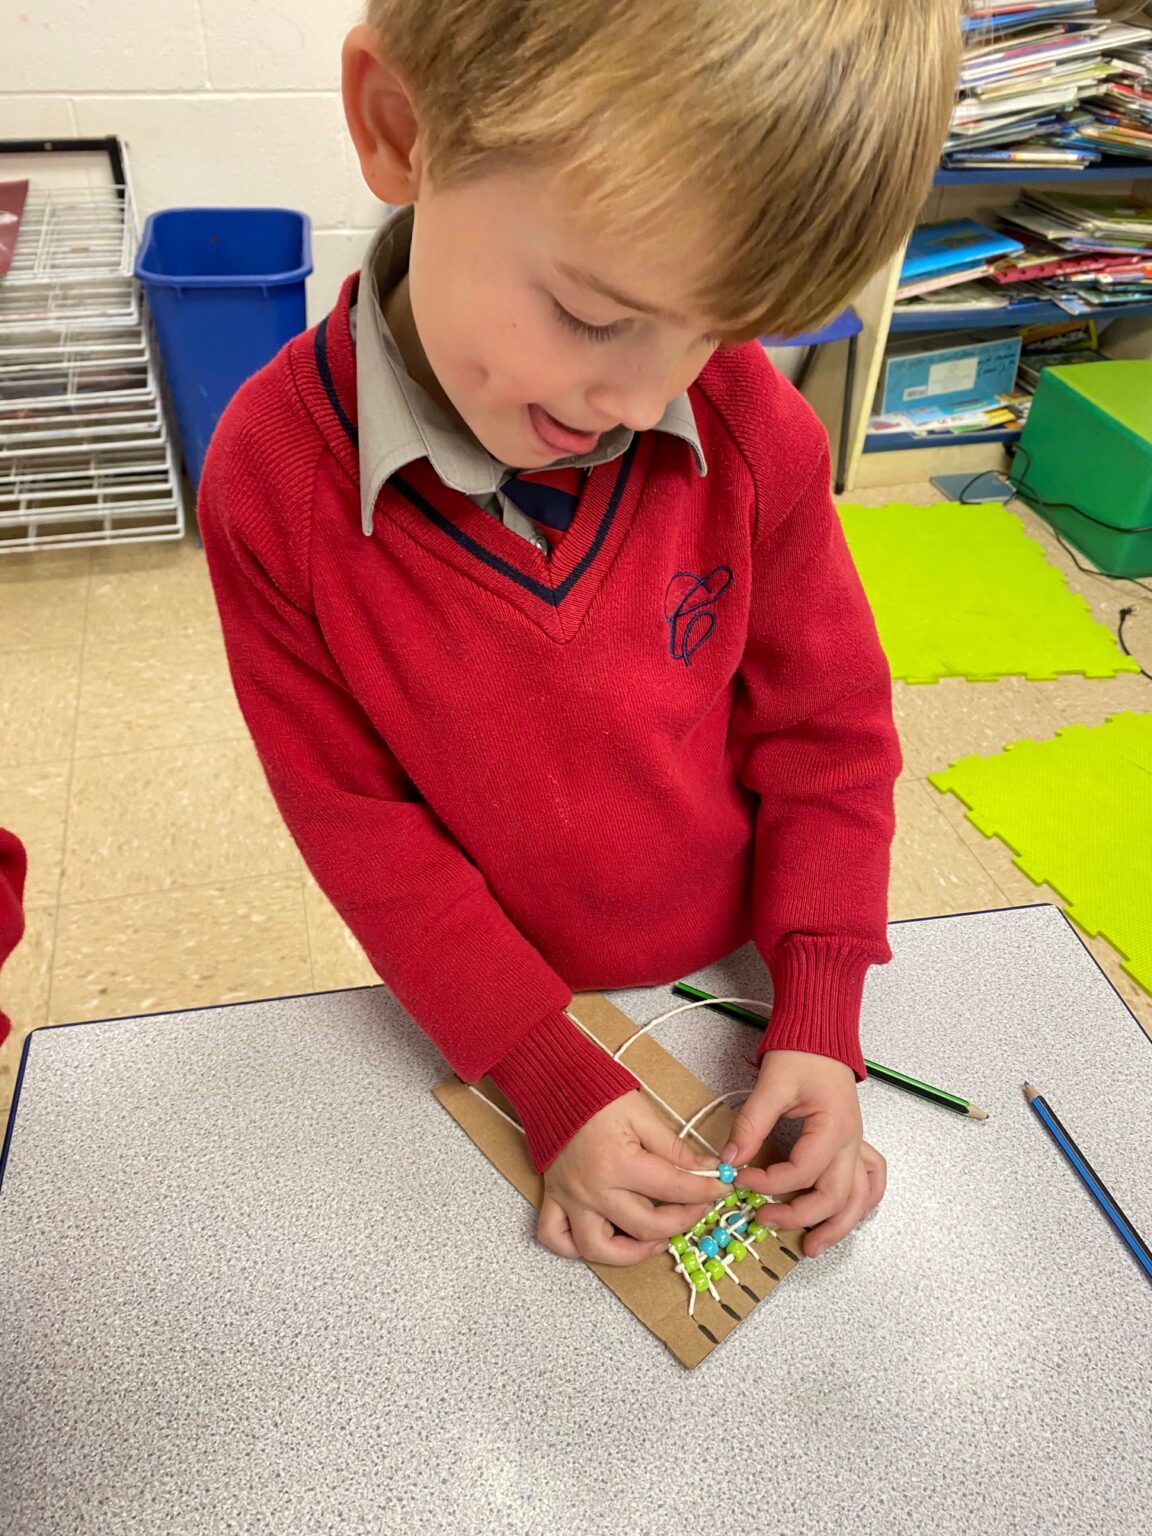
[724,378,901,1081]
[198,422,637,1172]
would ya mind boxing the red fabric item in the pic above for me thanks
[505,465,585,550]
[0,829,28,1049]
[198,275,900,1171]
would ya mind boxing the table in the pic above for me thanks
[2,905,1151,1535]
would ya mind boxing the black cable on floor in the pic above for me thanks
[1118,607,1152,682]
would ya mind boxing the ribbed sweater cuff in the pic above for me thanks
[488,1009,640,1172]
[758,938,880,1082]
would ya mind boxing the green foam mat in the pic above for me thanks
[930,711,1152,995]
[838,501,1139,684]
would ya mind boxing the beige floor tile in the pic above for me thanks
[1031,671,1152,733]
[0,906,56,1124]
[63,740,299,904]
[928,778,1059,910]
[893,677,1061,780]
[302,869,380,993]
[1013,501,1152,635]
[0,549,91,652]
[0,647,81,767]
[49,875,313,1026]
[0,763,70,909]
[86,536,221,648]
[835,481,947,509]
[75,630,246,758]
[889,778,1007,921]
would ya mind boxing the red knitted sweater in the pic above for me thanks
[0,829,28,1049]
[199,274,900,1170]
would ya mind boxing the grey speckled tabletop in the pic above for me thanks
[2,905,1151,1536]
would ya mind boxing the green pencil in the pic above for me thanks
[671,982,989,1120]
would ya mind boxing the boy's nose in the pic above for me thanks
[587,381,671,435]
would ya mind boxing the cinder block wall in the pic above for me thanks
[4,0,383,321]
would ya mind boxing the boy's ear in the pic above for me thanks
[342,24,424,205]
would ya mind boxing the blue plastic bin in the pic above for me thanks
[135,207,312,485]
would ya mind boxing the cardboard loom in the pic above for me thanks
[435,990,805,1369]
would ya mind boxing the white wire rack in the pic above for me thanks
[2,185,133,285]
[0,164,183,554]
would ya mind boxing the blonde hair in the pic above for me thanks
[367,0,962,338]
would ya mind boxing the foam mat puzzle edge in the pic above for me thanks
[929,711,1152,994]
[838,500,1141,685]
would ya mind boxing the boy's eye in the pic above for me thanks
[551,298,625,343]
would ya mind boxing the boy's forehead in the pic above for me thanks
[536,178,718,322]
[444,167,728,328]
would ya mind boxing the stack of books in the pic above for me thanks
[998,190,1152,308]
[1016,318,1110,388]
[895,218,1026,302]
[894,196,1152,318]
[1068,35,1152,160]
[946,1,1152,171]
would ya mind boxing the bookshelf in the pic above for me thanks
[802,164,1152,492]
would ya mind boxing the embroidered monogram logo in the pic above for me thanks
[664,566,734,666]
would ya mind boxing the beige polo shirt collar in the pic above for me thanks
[354,207,707,539]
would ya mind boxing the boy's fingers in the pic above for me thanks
[755,1120,843,1196]
[861,1143,888,1208]
[536,1195,580,1259]
[805,1163,873,1257]
[634,1112,719,1176]
[629,1148,725,1207]
[604,1193,709,1244]
[721,1089,787,1167]
[570,1208,664,1268]
[759,1174,847,1235]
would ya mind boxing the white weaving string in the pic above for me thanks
[466,995,770,1160]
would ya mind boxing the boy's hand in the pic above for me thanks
[724,1051,886,1258]
[538,1092,726,1267]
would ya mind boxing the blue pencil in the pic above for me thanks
[1025,1084,1152,1285]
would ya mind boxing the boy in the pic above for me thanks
[200,1,960,1267]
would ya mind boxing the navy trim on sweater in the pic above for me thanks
[391,437,639,607]
[314,317,359,450]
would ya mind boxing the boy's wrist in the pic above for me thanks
[488,1009,640,1172]
[758,936,880,1082]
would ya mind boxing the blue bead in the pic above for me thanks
[698,1236,719,1259]
[731,1218,749,1235]
[718,1162,736,1184]
[715,1230,731,1249]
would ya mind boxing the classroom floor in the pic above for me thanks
[2,480,1150,1135]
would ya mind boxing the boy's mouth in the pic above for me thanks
[528,404,603,456]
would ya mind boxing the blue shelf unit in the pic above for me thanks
[864,426,1022,455]
[890,297,1152,333]
[934,163,1152,187]
[860,161,1152,462]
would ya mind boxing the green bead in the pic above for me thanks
[728,1242,747,1262]
[734,1188,751,1201]
[748,1223,768,1242]
[747,1193,767,1209]
[683,1253,701,1273]
[670,1235,689,1254]
[705,1210,721,1226]
[692,1273,710,1292]
[705,1258,724,1278]
[723,1193,739,1208]
[691,1221,707,1237]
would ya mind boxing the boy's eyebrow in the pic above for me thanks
[555,260,685,324]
